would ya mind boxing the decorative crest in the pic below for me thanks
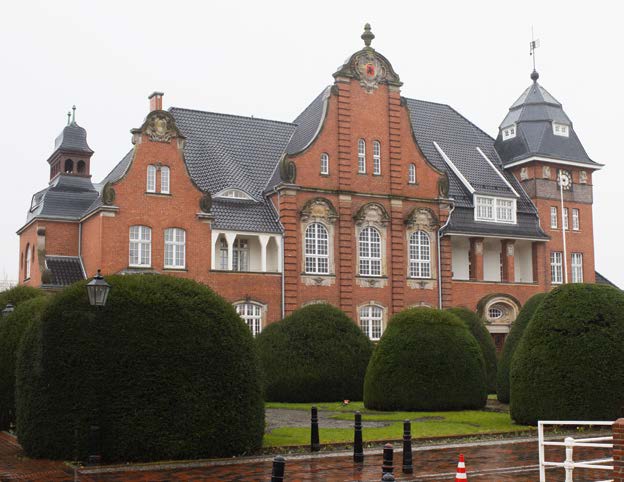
[361,23,375,48]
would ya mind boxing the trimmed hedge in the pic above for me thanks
[0,286,44,309]
[496,293,546,403]
[510,284,624,425]
[0,296,49,430]
[364,308,487,411]
[16,275,263,461]
[256,304,373,402]
[446,307,497,393]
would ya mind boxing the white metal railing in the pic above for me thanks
[538,420,614,482]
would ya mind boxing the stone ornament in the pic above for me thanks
[506,243,515,256]
[133,111,185,144]
[438,175,450,197]
[300,197,338,223]
[520,167,529,180]
[474,241,483,255]
[405,207,439,230]
[102,182,116,205]
[279,156,296,183]
[542,165,551,179]
[579,170,588,184]
[354,202,390,227]
[199,192,212,213]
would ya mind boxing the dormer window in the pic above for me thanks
[553,122,569,137]
[502,125,516,141]
[474,195,516,224]
[216,188,252,200]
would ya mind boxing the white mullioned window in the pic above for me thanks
[408,163,416,184]
[164,228,185,268]
[235,302,263,336]
[563,207,569,230]
[572,208,580,231]
[475,195,516,224]
[475,196,494,220]
[359,305,384,340]
[147,165,156,193]
[161,166,170,194]
[550,251,563,284]
[219,238,228,270]
[502,124,516,140]
[496,198,514,222]
[359,226,382,276]
[409,231,431,278]
[373,141,381,175]
[129,225,152,267]
[358,139,366,173]
[550,206,558,228]
[571,253,583,283]
[232,239,249,271]
[304,223,329,274]
[25,244,31,279]
[553,122,570,137]
[320,153,329,175]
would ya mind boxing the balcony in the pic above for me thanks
[211,231,281,273]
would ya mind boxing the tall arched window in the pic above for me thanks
[77,160,86,174]
[409,231,431,278]
[25,244,31,279]
[129,225,152,267]
[164,228,185,268]
[359,226,381,276]
[235,302,263,336]
[359,304,384,340]
[146,165,156,193]
[304,223,329,274]
[373,141,381,175]
[64,159,74,173]
[161,166,170,194]
[358,139,366,173]
[320,153,329,175]
[408,163,416,184]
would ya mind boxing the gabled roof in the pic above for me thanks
[596,271,620,289]
[286,87,331,155]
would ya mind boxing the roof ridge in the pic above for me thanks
[170,107,296,127]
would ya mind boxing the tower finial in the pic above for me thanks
[361,23,374,48]
[67,111,71,126]
[529,26,540,83]
[71,105,76,125]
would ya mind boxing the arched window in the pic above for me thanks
[64,159,74,173]
[164,228,185,268]
[320,153,329,175]
[77,160,86,174]
[358,139,366,173]
[409,231,431,278]
[25,244,31,279]
[146,165,156,193]
[373,141,381,175]
[304,223,329,274]
[235,302,263,336]
[129,225,152,267]
[161,166,170,194]
[408,163,416,184]
[359,304,384,340]
[359,226,381,276]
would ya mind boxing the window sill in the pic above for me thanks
[301,272,335,277]
[128,265,153,269]
[320,173,330,177]
[357,172,367,176]
[164,267,187,272]
[144,192,172,197]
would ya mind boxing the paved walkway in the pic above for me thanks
[0,431,612,481]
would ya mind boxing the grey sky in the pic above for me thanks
[1,0,622,286]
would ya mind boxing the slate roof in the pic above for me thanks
[27,174,99,222]
[52,122,93,155]
[44,256,85,286]
[596,271,620,289]
[211,198,281,233]
[286,87,330,155]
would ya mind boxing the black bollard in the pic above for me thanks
[353,411,364,463]
[87,424,101,465]
[402,419,413,473]
[381,442,394,474]
[310,406,320,452]
[381,472,395,481]
[270,455,286,482]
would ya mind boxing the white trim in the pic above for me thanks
[473,194,517,224]
[214,188,254,200]
[444,232,546,242]
[476,147,519,197]
[433,141,475,194]
[503,156,603,170]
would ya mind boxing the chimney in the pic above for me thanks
[148,91,164,111]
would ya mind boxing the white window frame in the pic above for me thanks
[304,223,329,274]
[502,124,516,141]
[146,165,156,193]
[408,163,416,184]
[553,122,570,137]
[235,302,263,337]
[550,251,563,285]
[563,207,569,230]
[164,228,185,269]
[160,166,170,194]
[571,252,583,283]
[219,237,228,270]
[25,245,31,279]
[320,153,329,175]
[215,189,253,200]
[373,140,381,175]
[550,206,558,229]
[129,225,152,267]
[233,238,249,272]
[408,231,431,279]
[359,226,382,276]
[488,307,503,320]
[474,195,516,224]
[359,305,384,340]
[358,139,366,174]
[572,208,580,231]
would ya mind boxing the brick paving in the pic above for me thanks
[0,431,612,481]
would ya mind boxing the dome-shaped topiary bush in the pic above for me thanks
[510,284,624,425]
[446,307,497,393]
[256,303,373,402]
[0,296,49,430]
[0,285,44,309]
[364,308,487,411]
[16,274,263,462]
[496,292,546,403]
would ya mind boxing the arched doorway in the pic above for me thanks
[477,294,521,352]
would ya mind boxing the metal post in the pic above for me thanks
[382,443,394,475]
[402,419,413,473]
[354,411,364,463]
[310,406,320,452]
[271,455,286,482]
[564,436,574,482]
[538,421,546,482]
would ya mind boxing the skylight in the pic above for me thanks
[215,188,253,200]
[553,122,569,137]
[502,124,516,141]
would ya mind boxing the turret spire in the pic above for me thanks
[71,105,76,125]
[66,111,71,126]
[361,23,374,48]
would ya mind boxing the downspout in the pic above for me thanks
[277,190,285,319]
[437,202,455,309]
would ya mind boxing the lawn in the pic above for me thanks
[263,401,532,447]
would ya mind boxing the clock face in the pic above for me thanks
[558,170,572,190]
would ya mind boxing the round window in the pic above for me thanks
[488,307,503,320]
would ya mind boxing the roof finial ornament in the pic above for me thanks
[529,26,540,83]
[361,23,375,48]
[71,105,76,125]
[66,111,71,126]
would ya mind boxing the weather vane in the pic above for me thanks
[529,26,540,74]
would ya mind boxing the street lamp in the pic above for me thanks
[2,304,14,317]
[86,270,111,307]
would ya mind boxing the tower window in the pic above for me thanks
[408,164,416,184]
[320,153,329,175]
[502,125,516,141]
[553,123,569,137]
[358,139,366,173]
[64,159,74,173]
[77,160,86,174]
[373,141,381,175]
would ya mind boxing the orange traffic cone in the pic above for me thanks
[455,454,467,481]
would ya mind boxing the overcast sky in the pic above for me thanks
[1,0,622,286]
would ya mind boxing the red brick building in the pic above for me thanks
[17,25,604,348]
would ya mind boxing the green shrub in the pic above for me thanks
[0,285,44,309]
[510,284,624,425]
[446,307,497,393]
[496,293,546,403]
[16,275,263,462]
[364,308,487,411]
[256,304,373,402]
[0,296,49,430]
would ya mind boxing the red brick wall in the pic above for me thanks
[18,224,39,286]
[614,418,624,481]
